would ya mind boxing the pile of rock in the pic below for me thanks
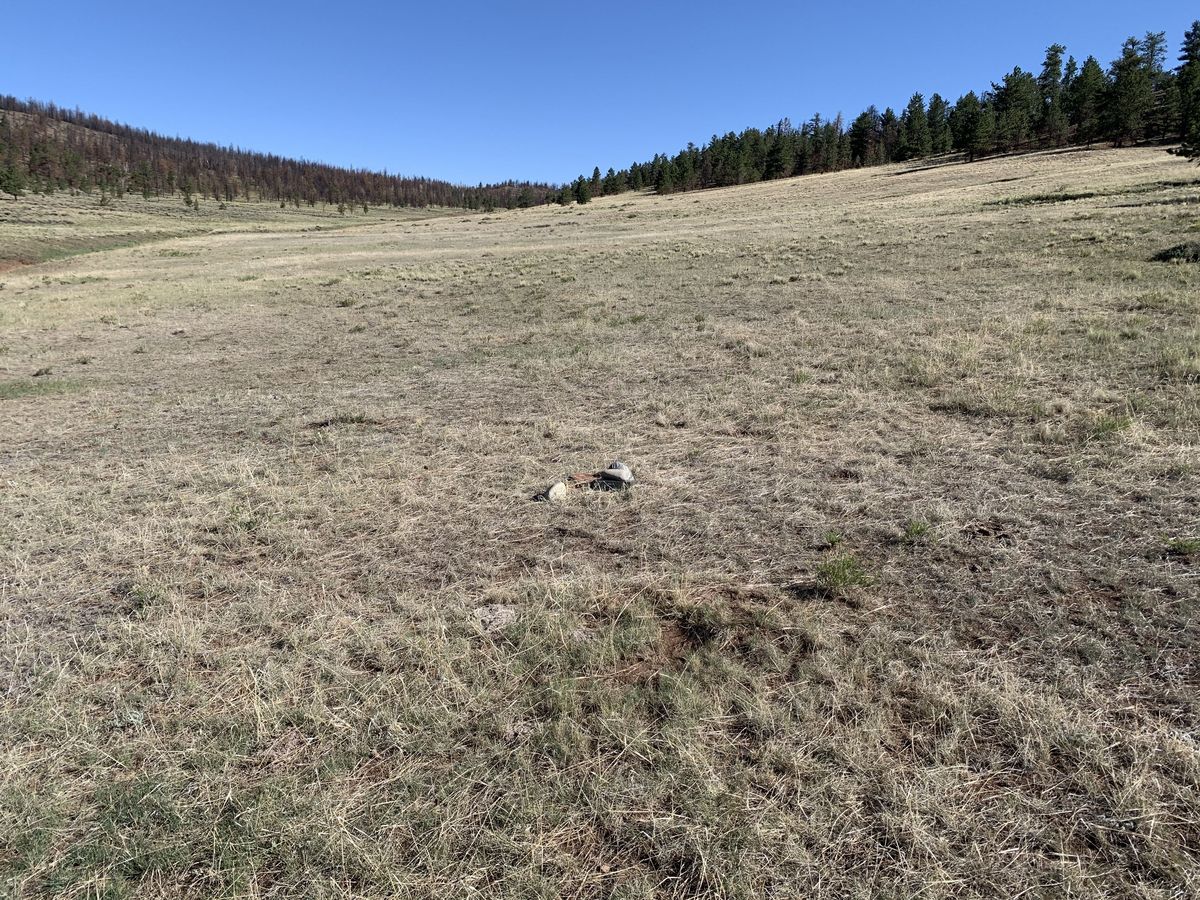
[537,460,635,502]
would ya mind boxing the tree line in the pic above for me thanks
[2,23,1198,211]
[0,97,556,210]
[561,22,1200,204]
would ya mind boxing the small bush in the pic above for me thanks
[816,553,872,595]
[1165,537,1200,558]
[903,518,932,543]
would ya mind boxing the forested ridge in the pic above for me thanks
[559,22,1200,203]
[0,97,556,211]
[2,22,1199,211]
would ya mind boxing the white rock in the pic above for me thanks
[598,461,634,487]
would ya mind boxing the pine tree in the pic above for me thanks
[572,176,591,204]
[849,107,882,166]
[1037,44,1070,146]
[927,94,952,153]
[1107,38,1154,145]
[1142,31,1179,140]
[879,108,901,161]
[1142,31,1169,74]
[654,161,675,194]
[994,67,1040,150]
[898,93,932,159]
[951,92,993,161]
[763,121,795,179]
[1069,56,1108,144]
[0,163,25,199]
[1180,21,1200,158]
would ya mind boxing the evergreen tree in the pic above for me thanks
[1107,38,1154,145]
[1037,44,1070,146]
[589,166,602,196]
[951,92,993,161]
[994,67,1040,150]
[1069,56,1108,144]
[1064,56,1079,91]
[0,162,25,199]
[849,107,882,166]
[1180,21,1200,158]
[572,176,591,204]
[763,120,796,179]
[898,92,932,159]
[1142,31,1179,140]
[927,94,952,153]
[1142,31,1169,74]
[654,162,675,194]
[879,108,901,161]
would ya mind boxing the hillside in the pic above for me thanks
[1,146,1199,898]
[0,184,456,270]
[0,97,556,212]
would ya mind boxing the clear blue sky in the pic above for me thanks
[3,1,1196,185]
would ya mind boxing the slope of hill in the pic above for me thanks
[0,185,456,269]
[0,97,557,212]
[1,147,1199,898]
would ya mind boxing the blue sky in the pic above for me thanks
[2,2,1196,185]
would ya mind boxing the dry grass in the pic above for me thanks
[1,146,1199,899]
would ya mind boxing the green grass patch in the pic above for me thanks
[815,552,873,595]
[0,378,75,400]
[1165,536,1200,558]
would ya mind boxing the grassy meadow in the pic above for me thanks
[1,146,1199,898]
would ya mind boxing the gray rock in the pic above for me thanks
[474,604,518,633]
[596,461,634,489]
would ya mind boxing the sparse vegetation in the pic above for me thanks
[1,146,1198,899]
[814,552,874,596]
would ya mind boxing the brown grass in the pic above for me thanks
[1,147,1199,899]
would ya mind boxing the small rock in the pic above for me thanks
[474,604,518,633]
[535,480,568,502]
[171,328,187,336]
[596,460,634,490]
[504,719,535,742]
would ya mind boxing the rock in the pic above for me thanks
[535,480,568,502]
[474,604,518,633]
[596,460,634,490]
[535,462,634,499]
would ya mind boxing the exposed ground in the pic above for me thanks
[1,147,1199,899]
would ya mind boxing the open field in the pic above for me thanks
[2,147,1199,898]
[0,193,450,271]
